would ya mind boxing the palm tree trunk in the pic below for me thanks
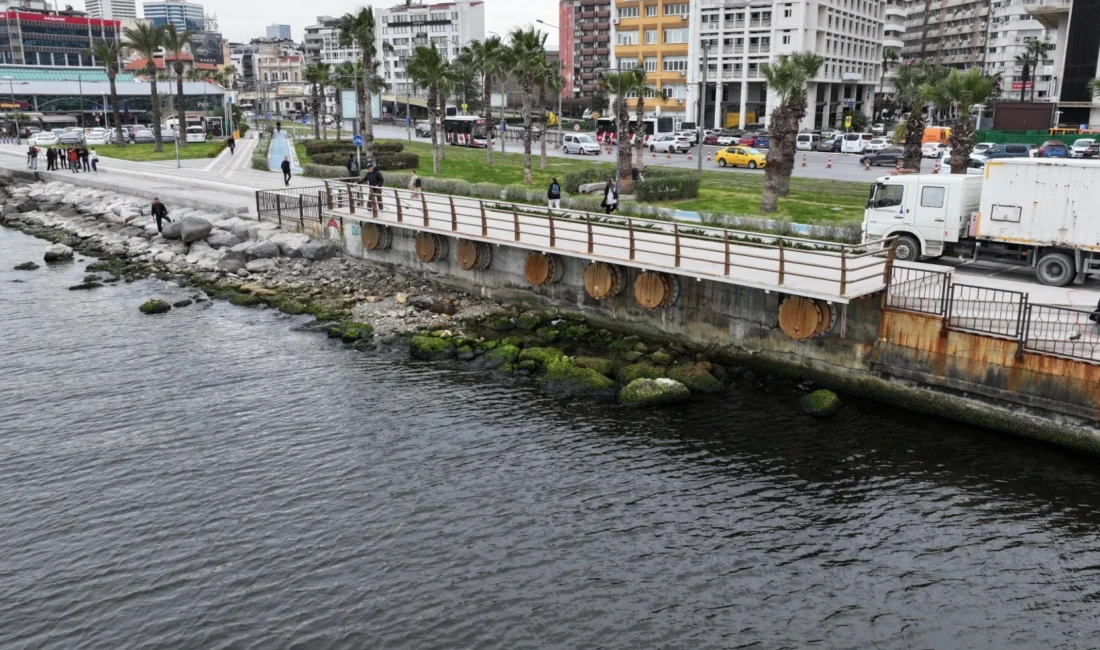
[176,67,187,148]
[313,84,321,140]
[361,53,374,159]
[149,67,163,153]
[948,116,975,174]
[539,84,548,171]
[522,80,533,185]
[901,110,925,171]
[634,100,646,170]
[438,89,446,161]
[108,72,125,147]
[336,97,343,141]
[761,105,785,212]
[321,90,328,140]
[617,99,633,194]
[484,76,494,166]
[429,86,440,174]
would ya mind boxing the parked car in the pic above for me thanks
[30,132,58,146]
[58,131,84,145]
[716,133,738,146]
[972,142,996,155]
[935,150,985,175]
[702,133,719,145]
[675,129,698,144]
[1037,140,1070,158]
[921,142,947,158]
[1070,138,1095,158]
[752,133,770,149]
[814,135,842,152]
[860,147,904,167]
[186,126,207,143]
[1085,142,1100,159]
[562,133,600,155]
[795,133,821,151]
[133,129,155,144]
[871,122,886,135]
[84,128,107,145]
[715,146,767,169]
[649,134,689,153]
[866,138,891,152]
[979,143,1033,160]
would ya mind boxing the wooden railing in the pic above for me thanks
[313,180,897,302]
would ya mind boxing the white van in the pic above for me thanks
[795,133,820,151]
[562,133,600,155]
[840,132,873,154]
[185,126,206,143]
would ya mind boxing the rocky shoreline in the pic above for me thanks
[1,178,840,411]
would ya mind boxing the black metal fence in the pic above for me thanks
[946,283,1028,339]
[885,266,950,315]
[256,186,326,228]
[1023,304,1100,361]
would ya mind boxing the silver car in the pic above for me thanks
[58,132,84,145]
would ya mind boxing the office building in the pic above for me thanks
[560,0,612,98]
[142,0,204,32]
[1,0,51,12]
[375,0,485,97]
[901,0,988,68]
[266,23,291,40]
[878,0,904,100]
[688,0,884,131]
[84,0,138,20]
[1026,0,1099,126]
[983,0,1060,102]
[0,9,123,66]
[613,0,691,125]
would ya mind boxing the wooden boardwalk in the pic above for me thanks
[314,181,897,304]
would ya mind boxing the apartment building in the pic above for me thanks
[901,0,988,68]
[985,0,1060,101]
[688,0,884,131]
[879,0,904,98]
[83,0,138,20]
[612,0,691,126]
[1026,0,1099,126]
[375,0,485,98]
[560,0,613,98]
[303,15,356,66]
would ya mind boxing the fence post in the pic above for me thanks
[943,284,954,335]
[421,194,429,227]
[275,195,283,227]
[778,238,786,285]
[882,238,898,285]
[628,218,635,260]
[839,248,848,296]
[298,195,305,228]
[1017,294,1029,342]
[449,196,457,231]
[512,205,520,241]
[371,189,379,220]
[674,223,681,268]
[586,214,594,254]
[480,200,487,237]
[1017,303,1031,361]
[724,231,730,276]
[255,192,261,221]
[346,183,355,215]
[395,189,403,222]
[326,183,333,210]
[549,212,556,248]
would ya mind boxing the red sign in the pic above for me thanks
[1010,81,1034,90]
[4,10,120,27]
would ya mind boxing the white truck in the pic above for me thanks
[862,158,1100,286]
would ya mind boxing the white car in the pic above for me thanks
[649,135,689,153]
[186,126,207,143]
[921,142,947,158]
[972,142,995,155]
[871,122,886,135]
[31,132,59,146]
[715,134,737,146]
[84,129,107,145]
[562,133,600,155]
[936,150,985,175]
[675,129,698,144]
[866,138,891,152]
[1070,138,1095,158]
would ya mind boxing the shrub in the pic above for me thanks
[376,151,419,170]
[302,163,349,178]
[374,142,405,154]
[304,140,358,155]
[309,152,352,166]
[205,139,228,158]
[250,135,271,170]
[563,167,615,193]
[633,173,700,201]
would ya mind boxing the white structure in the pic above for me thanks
[688,0,883,131]
[3,0,55,12]
[984,0,1060,102]
[879,0,904,98]
[304,15,359,66]
[142,0,204,32]
[375,0,485,98]
[83,0,138,19]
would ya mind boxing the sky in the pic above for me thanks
[78,0,562,48]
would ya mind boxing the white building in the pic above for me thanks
[142,0,204,32]
[984,0,1060,102]
[375,0,485,98]
[688,0,883,131]
[83,0,138,20]
[304,15,359,66]
[879,0,904,98]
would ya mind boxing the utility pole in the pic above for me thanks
[697,40,710,174]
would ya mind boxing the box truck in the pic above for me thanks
[862,158,1100,286]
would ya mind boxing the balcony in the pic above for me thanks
[748,44,768,54]
[719,69,742,80]
[724,20,746,29]
[748,19,771,28]
[596,22,610,29]
[596,10,610,17]
[722,45,744,54]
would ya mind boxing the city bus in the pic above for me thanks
[594,116,675,145]
[443,116,488,147]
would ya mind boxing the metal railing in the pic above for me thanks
[318,181,896,300]
[1023,304,1100,363]
[885,265,950,315]
[946,283,1028,339]
[255,186,327,229]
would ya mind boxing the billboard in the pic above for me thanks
[189,31,224,66]
[338,90,381,120]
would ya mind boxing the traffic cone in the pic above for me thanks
[687,150,692,160]
[827,155,832,168]
[706,150,711,162]
[895,158,901,172]
[666,150,671,159]
[865,158,871,171]
[933,160,941,174]
[652,150,656,159]
[801,153,807,167]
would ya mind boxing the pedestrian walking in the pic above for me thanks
[362,163,385,211]
[89,148,99,173]
[280,156,292,186]
[151,197,171,233]
[600,179,618,215]
[547,176,561,210]
[346,154,359,177]
[26,144,35,169]
[276,120,282,132]
[407,169,422,209]
[67,147,79,173]
[227,135,235,155]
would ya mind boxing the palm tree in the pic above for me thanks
[161,24,192,148]
[622,65,665,171]
[534,57,553,171]
[877,46,899,120]
[465,36,505,166]
[507,27,548,185]
[1023,39,1052,102]
[185,68,205,82]
[1014,53,1033,103]
[598,71,634,193]
[920,67,997,173]
[221,64,239,90]
[407,44,450,174]
[305,63,330,140]
[894,61,947,171]
[547,68,567,161]
[332,60,358,141]
[1090,78,1100,98]
[86,39,126,147]
[339,7,382,160]
[760,52,823,212]
[124,21,166,152]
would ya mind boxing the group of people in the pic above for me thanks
[26,145,98,173]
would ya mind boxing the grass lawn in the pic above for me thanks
[294,141,312,165]
[96,140,227,162]
[374,138,869,224]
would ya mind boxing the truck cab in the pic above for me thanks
[862,173,982,261]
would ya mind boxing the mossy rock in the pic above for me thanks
[486,316,515,331]
[667,363,724,394]
[573,357,614,377]
[14,261,39,271]
[409,335,456,360]
[482,340,499,350]
[535,327,561,343]
[514,311,542,331]
[456,345,476,361]
[632,342,648,353]
[276,299,307,315]
[484,344,521,368]
[84,261,111,272]
[328,321,374,343]
[518,359,539,372]
[501,336,525,348]
[648,351,673,365]
[229,293,265,307]
[564,325,590,340]
[620,378,691,406]
[539,358,617,396]
[608,339,637,354]
[518,346,564,367]
[83,274,101,283]
[562,312,587,322]
[172,299,193,308]
[139,299,171,315]
[499,362,517,374]
[621,351,644,362]
[616,362,665,384]
[800,389,841,417]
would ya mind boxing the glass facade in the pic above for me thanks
[143,1,205,33]
[0,11,121,67]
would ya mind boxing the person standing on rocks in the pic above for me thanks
[151,198,171,233]
[547,177,561,210]
[280,156,292,186]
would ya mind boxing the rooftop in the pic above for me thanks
[0,66,137,83]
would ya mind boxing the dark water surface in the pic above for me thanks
[3,225,1100,650]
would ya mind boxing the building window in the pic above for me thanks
[664,83,687,98]
[645,4,657,17]
[782,33,791,45]
[662,56,688,72]
[784,7,792,17]
[643,56,658,71]
[644,29,658,44]
[618,6,639,18]
[664,3,689,16]
[617,30,639,45]
[663,28,688,44]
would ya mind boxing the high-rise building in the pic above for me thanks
[982,0,1060,102]
[142,0,204,32]
[303,15,354,65]
[688,0,885,131]
[901,0,988,68]
[0,8,123,66]
[266,23,291,40]
[84,0,138,20]
[375,0,485,98]
[1,0,52,12]
[560,0,612,98]
[613,0,691,125]
[879,0,905,100]
[1026,0,1099,126]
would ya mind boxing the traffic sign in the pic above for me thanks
[353,134,364,147]
[461,103,468,113]
[227,96,233,103]
[301,116,308,124]
[265,112,271,120]
[844,115,852,128]
[842,99,856,109]
[573,123,580,132]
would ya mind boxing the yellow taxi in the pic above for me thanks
[715,146,767,169]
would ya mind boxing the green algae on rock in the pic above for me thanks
[800,389,841,417]
[573,357,614,377]
[620,378,691,406]
[13,261,39,271]
[616,362,666,384]
[518,346,564,367]
[139,299,171,315]
[409,335,456,360]
[539,358,618,397]
[484,344,521,367]
[667,362,724,394]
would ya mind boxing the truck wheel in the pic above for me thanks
[1036,252,1075,287]
[893,235,921,262]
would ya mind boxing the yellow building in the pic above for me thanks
[613,0,691,128]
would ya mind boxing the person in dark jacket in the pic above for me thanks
[361,163,385,211]
[79,146,90,172]
[45,146,56,171]
[547,177,562,209]
[346,155,359,177]
[600,179,618,215]
[280,156,291,186]
[227,136,235,154]
[151,198,171,233]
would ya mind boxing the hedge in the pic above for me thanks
[310,152,355,166]
[250,135,271,171]
[302,163,350,179]
[375,152,419,170]
[562,167,615,194]
[303,140,404,155]
[633,173,700,201]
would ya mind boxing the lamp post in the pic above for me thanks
[536,20,565,150]
[697,40,710,174]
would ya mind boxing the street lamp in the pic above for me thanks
[697,40,711,174]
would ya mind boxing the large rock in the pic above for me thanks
[539,358,618,396]
[619,378,691,406]
[139,299,171,315]
[269,232,312,258]
[409,335,456,360]
[245,258,278,273]
[247,241,279,259]
[206,231,242,249]
[667,363,724,393]
[43,243,73,262]
[180,217,213,244]
[153,251,175,264]
[301,239,340,261]
[161,220,184,240]
[800,389,841,417]
[246,222,280,241]
[215,252,247,274]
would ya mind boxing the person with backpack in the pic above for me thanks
[26,144,37,170]
[346,154,359,177]
[547,177,561,210]
[362,162,385,211]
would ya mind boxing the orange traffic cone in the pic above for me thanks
[687,150,692,160]
[652,150,656,159]
[706,151,711,162]
[666,150,671,159]
[865,158,872,171]
[895,158,901,172]
[933,160,941,174]
[801,153,807,167]
[826,155,832,168]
